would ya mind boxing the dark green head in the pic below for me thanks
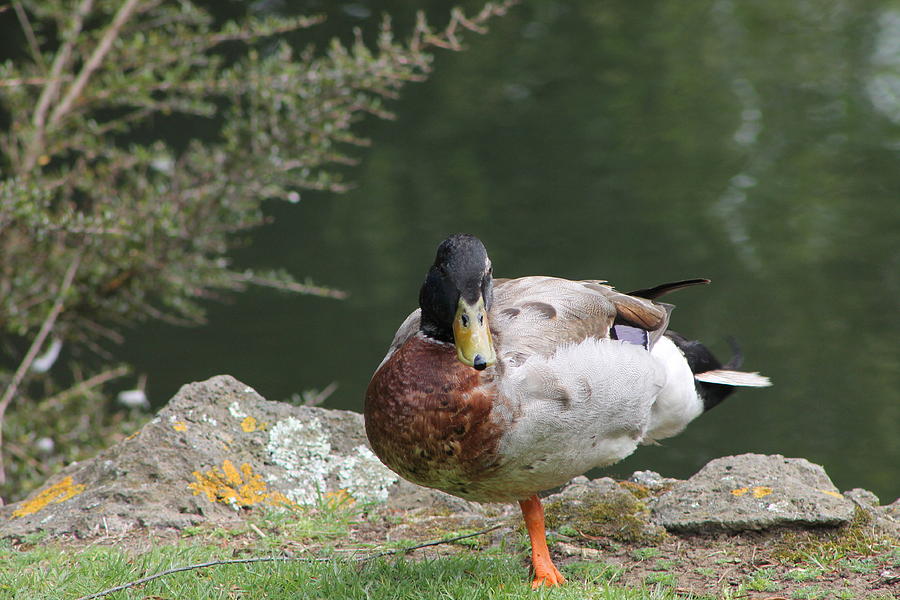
[419,234,496,370]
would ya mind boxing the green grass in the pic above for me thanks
[743,567,780,593]
[0,496,684,600]
[790,586,828,600]
[630,547,661,561]
[0,539,695,600]
[4,498,896,600]
[841,557,877,574]
[643,572,677,587]
[785,567,824,582]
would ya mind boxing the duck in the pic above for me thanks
[364,233,771,587]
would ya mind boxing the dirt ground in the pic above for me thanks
[16,500,898,599]
[353,507,899,599]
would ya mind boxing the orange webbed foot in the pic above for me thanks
[530,561,566,588]
[519,494,566,588]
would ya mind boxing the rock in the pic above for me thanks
[651,454,857,533]
[628,470,679,490]
[4,376,895,544]
[886,498,900,521]
[0,375,406,539]
[844,488,900,539]
[844,488,880,508]
[543,476,667,544]
[383,478,505,518]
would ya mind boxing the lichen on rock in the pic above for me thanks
[2,375,895,548]
[651,454,859,532]
[264,416,397,505]
[188,459,293,509]
[335,445,398,504]
[0,375,406,539]
[543,477,667,544]
[12,476,85,518]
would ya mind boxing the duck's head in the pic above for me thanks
[419,233,497,371]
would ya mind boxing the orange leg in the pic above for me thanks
[518,494,565,588]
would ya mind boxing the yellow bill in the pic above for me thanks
[452,296,496,370]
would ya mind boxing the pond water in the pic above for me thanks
[121,0,900,501]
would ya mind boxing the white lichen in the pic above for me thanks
[334,445,397,503]
[267,417,332,466]
[265,418,396,506]
[228,401,247,419]
[266,417,332,505]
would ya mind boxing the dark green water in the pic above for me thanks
[121,1,900,501]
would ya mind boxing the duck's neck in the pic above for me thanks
[420,314,453,344]
[418,265,457,344]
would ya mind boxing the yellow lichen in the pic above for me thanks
[324,488,356,508]
[241,416,257,432]
[188,459,293,508]
[222,459,242,486]
[752,486,773,498]
[13,476,86,518]
[818,489,843,499]
[172,421,188,432]
[732,486,773,498]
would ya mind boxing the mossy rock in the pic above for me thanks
[544,477,667,544]
[774,506,897,564]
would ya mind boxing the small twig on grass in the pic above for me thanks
[73,524,502,600]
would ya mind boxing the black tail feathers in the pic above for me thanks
[628,278,710,300]
[665,331,739,411]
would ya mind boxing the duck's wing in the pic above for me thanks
[490,276,669,365]
[377,276,678,372]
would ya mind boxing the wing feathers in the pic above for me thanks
[694,369,772,387]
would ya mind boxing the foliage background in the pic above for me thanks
[0,0,513,501]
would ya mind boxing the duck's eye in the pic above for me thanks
[478,313,484,325]
[461,314,470,327]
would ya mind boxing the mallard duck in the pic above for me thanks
[365,233,771,587]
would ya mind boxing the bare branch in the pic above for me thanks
[48,0,143,128]
[41,365,130,408]
[410,0,517,56]
[230,272,348,300]
[0,75,73,88]
[0,251,82,484]
[22,0,94,172]
[303,381,339,407]
[12,2,46,73]
[202,15,325,46]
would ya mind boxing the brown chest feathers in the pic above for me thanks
[364,334,504,500]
